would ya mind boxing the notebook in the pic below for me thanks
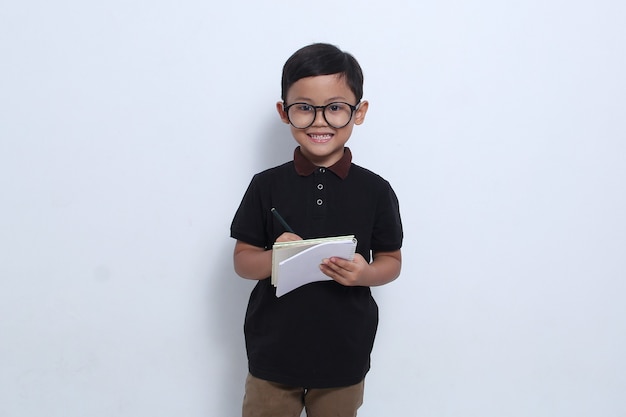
[271,235,357,297]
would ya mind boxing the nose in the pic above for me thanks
[312,107,328,126]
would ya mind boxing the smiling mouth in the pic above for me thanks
[308,133,333,143]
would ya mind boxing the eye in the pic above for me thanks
[295,104,313,112]
[328,103,346,112]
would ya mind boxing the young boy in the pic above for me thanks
[230,43,403,417]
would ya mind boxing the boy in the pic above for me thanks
[230,43,403,417]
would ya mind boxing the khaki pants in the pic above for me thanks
[242,373,364,417]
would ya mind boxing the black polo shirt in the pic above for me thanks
[230,147,403,388]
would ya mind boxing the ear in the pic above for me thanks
[354,100,369,125]
[276,101,290,124]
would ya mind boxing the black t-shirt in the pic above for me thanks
[230,148,403,388]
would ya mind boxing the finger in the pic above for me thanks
[275,232,302,242]
[328,257,353,273]
[320,263,346,285]
[320,258,336,273]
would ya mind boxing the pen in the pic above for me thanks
[271,207,295,233]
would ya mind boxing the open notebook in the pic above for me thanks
[271,235,357,297]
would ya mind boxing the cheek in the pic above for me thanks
[290,126,304,137]
[338,125,355,137]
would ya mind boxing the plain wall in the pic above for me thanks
[1,0,625,416]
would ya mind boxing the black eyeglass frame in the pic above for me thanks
[282,101,360,129]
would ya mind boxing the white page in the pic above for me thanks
[271,235,355,285]
[275,239,357,297]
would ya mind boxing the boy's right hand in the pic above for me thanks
[275,232,302,243]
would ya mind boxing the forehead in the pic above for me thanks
[286,74,356,103]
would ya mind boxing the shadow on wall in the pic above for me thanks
[206,242,252,415]
[252,115,295,173]
[207,116,293,415]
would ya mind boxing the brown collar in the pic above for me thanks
[293,147,352,179]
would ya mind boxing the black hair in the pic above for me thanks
[280,43,364,102]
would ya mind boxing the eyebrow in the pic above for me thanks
[290,96,350,103]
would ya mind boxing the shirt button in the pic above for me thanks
[316,199,323,205]
[319,168,326,173]
[317,183,324,190]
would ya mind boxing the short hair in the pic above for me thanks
[280,43,364,103]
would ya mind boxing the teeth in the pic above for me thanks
[310,134,332,140]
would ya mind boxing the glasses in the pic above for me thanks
[283,102,359,129]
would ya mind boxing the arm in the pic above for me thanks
[233,241,271,280]
[233,233,302,280]
[319,249,402,287]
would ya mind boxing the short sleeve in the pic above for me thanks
[371,182,403,252]
[230,175,268,248]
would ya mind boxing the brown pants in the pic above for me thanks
[242,373,364,417]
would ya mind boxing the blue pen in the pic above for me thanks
[271,208,295,233]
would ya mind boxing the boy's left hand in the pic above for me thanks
[319,254,370,286]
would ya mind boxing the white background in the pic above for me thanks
[1,1,625,416]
